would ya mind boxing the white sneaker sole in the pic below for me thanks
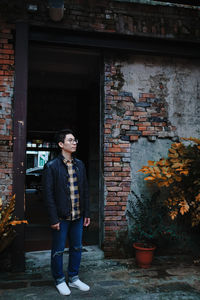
[69,282,90,292]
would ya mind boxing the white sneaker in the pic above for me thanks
[69,279,90,291]
[56,282,71,295]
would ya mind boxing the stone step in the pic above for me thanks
[25,245,104,271]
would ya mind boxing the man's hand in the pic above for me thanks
[51,223,60,230]
[83,217,90,227]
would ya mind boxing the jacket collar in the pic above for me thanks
[58,153,77,165]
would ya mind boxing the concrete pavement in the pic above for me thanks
[0,246,200,300]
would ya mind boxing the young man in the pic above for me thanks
[43,129,90,296]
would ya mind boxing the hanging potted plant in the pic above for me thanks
[127,190,176,268]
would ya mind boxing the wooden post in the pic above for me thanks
[12,22,29,272]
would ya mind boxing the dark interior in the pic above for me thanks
[25,43,100,251]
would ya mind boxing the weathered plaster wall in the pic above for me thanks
[130,137,172,197]
[121,55,200,138]
[127,137,172,236]
[104,54,200,256]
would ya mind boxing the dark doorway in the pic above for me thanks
[25,43,100,251]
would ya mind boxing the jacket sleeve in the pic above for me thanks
[43,163,59,225]
[82,162,90,218]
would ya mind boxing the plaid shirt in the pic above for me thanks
[63,158,81,221]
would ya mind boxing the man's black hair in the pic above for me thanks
[55,129,76,145]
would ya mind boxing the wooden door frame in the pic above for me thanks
[13,24,200,270]
[12,22,29,271]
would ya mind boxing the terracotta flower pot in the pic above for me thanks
[133,242,156,269]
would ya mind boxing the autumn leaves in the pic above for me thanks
[138,138,200,227]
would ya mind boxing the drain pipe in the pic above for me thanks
[48,0,64,22]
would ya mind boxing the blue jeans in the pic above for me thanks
[51,217,83,285]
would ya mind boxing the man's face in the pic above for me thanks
[59,134,77,155]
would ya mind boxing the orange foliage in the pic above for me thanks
[0,195,28,253]
[138,137,200,226]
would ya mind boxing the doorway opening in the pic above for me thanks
[25,43,101,251]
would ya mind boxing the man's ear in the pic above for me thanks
[58,141,63,149]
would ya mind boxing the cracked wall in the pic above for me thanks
[103,55,200,257]
[122,55,200,138]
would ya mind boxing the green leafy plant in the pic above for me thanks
[126,190,177,248]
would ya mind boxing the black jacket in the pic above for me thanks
[43,154,90,225]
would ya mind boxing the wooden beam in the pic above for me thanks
[29,27,200,59]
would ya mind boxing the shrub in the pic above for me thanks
[138,138,200,227]
[126,190,177,248]
[0,195,27,253]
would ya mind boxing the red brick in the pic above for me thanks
[142,131,156,136]
[105,167,121,171]
[119,181,131,187]
[105,226,120,231]
[122,177,131,181]
[110,89,119,96]
[117,221,127,226]
[106,197,121,202]
[122,166,130,172]
[105,211,118,216]
[114,172,129,177]
[108,147,121,152]
[0,135,12,140]
[114,96,122,100]
[125,111,133,116]
[106,202,118,206]
[0,54,9,59]
[118,201,128,205]
[0,59,14,65]
[134,111,148,117]
[3,44,13,49]
[104,128,111,134]
[107,186,122,191]
[117,192,129,196]
[155,126,163,131]
[116,211,125,216]
[106,182,119,187]
[122,186,130,192]
[141,93,155,98]
[105,177,122,181]
[139,97,147,102]
[130,135,139,141]
[118,143,130,148]
[138,126,147,131]
[104,236,116,241]
[105,124,112,129]
[105,206,121,211]
[105,216,122,221]
[136,122,151,126]
[0,39,8,43]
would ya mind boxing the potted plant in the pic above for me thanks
[126,190,176,268]
[136,138,200,263]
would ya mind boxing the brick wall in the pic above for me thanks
[63,1,200,41]
[0,1,200,43]
[103,60,176,256]
[0,24,15,203]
